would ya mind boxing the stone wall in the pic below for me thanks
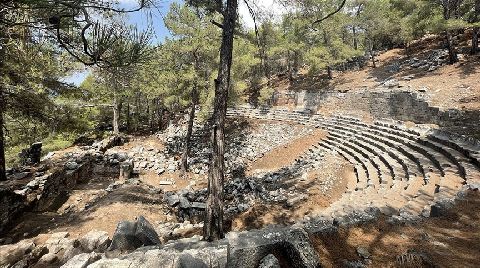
[291,89,480,139]
[0,157,93,235]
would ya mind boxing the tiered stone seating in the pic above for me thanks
[227,107,480,221]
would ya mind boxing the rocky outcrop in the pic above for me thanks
[109,216,161,251]
[0,189,27,234]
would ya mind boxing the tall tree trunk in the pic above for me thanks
[204,0,237,242]
[352,26,358,50]
[472,0,480,54]
[442,3,458,64]
[150,98,155,131]
[181,88,198,174]
[445,30,458,64]
[156,98,162,131]
[112,88,120,135]
[126,100,131,133]
[0,101,5,181]
[0,13,6,181]
[135,92,140,132]
[473,28,479,54]
[327,66,333,79]
[287,50,293,81]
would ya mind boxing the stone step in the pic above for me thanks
[319,124,410,182]
[323,139,376,190]
[315,143,360,192]
[349,117,475,177]
[329,117,445,178]
[316,121,423,179]
[326,134,388,187]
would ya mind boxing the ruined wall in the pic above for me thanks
[292,90,480,138]
[0,160,93,234]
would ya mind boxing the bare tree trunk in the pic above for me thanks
[112,88,120,135]
[287,50,293,81]
[352,26,358,50]
[0,18,6,181]
[135,92,140,132]
[472,0,480,54]
[126,100,131,133]
[0,91,6,181]
[204,0,237,242]
[0,13,7,181]
[150,98,156,131]
[445,30,458,64]
[327,66,333,79]
[181,89,197,174]
[441,2,458,64]
[157,98,162,131]
[473,28,479,54]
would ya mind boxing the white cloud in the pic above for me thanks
[239,0,287,28]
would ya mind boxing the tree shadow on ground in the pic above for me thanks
[310,190,480,267]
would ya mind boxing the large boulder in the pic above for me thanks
[109,216,161,251]
[19,142,42,166]
[0,240,35,267]
[79,230,111,252]
[0,189,26,234]
[226,227,321,268]
[61,252,101,268]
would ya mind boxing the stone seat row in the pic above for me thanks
[226,108,480,220]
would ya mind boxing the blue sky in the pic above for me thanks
[64,0,283,85]
[120,0,179,43]
[64,0,178,85]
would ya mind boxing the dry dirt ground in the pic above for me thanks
[3,120,333,243]
[272,34,480,112]
[232,151,352,231]
[248,128,327,174]
[312,190,480,268]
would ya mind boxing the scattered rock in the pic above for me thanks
[286,194,307,207]
[79,230,111,252]
[356,246,371,259]
[191,202,206,210]
[0,240,35,267]
[65,162,79,170]
[119,160,133,180]
[13,172,29,180]
[61,252,101,268]
[178,196,191,209]
[237,203,249,212]
[343,260,366,268]
[38,252,58,265]
[258,254,281,268]
[166,194,180,207]
[383,79,399,88]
